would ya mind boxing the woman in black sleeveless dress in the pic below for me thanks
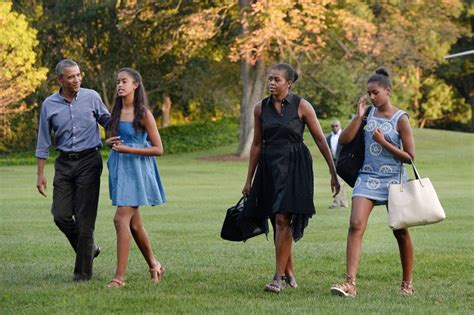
[242,63,340,293]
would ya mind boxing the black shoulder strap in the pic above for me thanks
[365,106,373,117]
[362,106,373,126]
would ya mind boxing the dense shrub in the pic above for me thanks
[0,117,239,165]
[426,120,472,133]
[159,117,239,154]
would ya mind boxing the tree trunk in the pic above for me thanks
[412,67,422,128]
[237,0,266,158]
[469,91,474,132]
[418,117,427,129]
[470,15,474,132]
[161,95,171,128]
[238,58,266,158]
[101,81,111,110]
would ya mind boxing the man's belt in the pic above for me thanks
[59,147,99,160]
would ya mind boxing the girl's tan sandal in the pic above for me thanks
[107,279,126,288]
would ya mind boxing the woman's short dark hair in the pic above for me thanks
[272,63,299,83]
[367,67,392,89]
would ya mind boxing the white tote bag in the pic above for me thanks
[388,160,446,230]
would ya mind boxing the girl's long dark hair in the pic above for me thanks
[108,68,149,136]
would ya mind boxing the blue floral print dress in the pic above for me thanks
[352,108,408,205]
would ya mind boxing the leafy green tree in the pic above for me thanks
[4,0,471,155]
[232,0,376,156]
[436,1,473,131]
[110,1,239,119]
[11,0,241,126]
[0,1,47,152]
[418,76,470,128]
[367,0,465,126]
[296,59,361,119]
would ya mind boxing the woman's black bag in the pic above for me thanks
[336,107,372,187]
[220,196,265,242]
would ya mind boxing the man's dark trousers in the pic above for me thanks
[51,149,102,280]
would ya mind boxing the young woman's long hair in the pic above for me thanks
[108,68,149,136]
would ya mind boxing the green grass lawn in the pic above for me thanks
[0,128,473,314]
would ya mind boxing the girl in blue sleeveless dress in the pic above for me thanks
[105,68,166,288]
[352,108,408,203]
[331,68,416,297]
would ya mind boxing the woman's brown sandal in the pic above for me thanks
[149,261,165,283]
[107,279,126,288]
[283,274,298,289]
[330,274,357,297]
[264,275,283,293]
[400,281,415,296]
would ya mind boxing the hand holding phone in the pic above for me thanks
[356,95,368,118]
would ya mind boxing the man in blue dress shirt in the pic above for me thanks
[35,59,110,281]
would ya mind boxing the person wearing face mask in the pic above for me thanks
[326,120,348,209]
[330,67,416,297]
[242,63,340,293]
[35,59,110,282]
[104,68,166,288]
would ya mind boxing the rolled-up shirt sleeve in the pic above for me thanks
[94,93,111,129]
[35,102,52,159]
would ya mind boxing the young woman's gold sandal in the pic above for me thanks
[400,281,415,296]
[107,279,126,288]
[330,274,357,297]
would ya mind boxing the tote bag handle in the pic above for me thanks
[398,158,425,191]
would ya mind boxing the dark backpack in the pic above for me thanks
[336,107,373,187]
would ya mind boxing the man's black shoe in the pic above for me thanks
[73,274,91,282]
[94,246,101,259]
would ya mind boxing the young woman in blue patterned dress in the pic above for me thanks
[331,68,416,297]
[105,68,166,288]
